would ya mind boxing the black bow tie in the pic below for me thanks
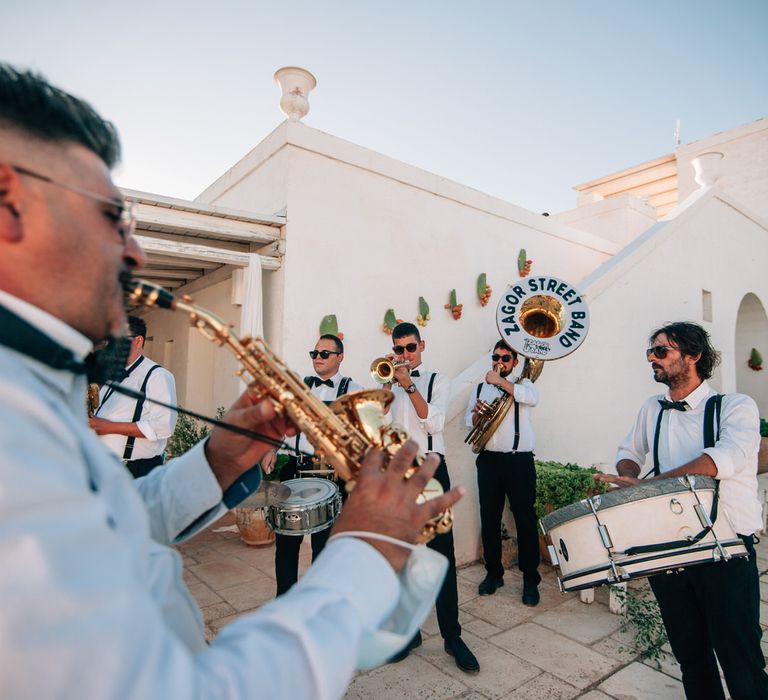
[659,399,688,412]
[410,370,420,377]
[313,377,334,388]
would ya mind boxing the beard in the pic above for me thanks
[651,357,688,388]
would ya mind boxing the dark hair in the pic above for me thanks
[493,339,517,358]
[127,315,147,341]
[0,64,120,167]
[319,333,343,354]
[392,322,421,342]
[650,322,720,380]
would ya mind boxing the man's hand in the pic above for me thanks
[331,440,464,572]
[592,474,641,488]
[392,360,412,388]
[205,390,296,491]
[485,369,502,386]
[261,449,278,475]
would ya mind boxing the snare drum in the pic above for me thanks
[540,475,748,592]
[266,477,342,536]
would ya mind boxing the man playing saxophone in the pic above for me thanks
[0,63,463,700]
[465,340,541,604]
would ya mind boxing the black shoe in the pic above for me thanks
[478,575,504,596]
[444,636,480,674]
[387,630,422,664]
[522,583,540,607]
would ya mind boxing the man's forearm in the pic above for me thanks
[649,453,718,481]
[89,418,145,438]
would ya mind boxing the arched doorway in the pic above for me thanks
[735,293,768,417]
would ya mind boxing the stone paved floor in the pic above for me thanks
[178,513,768,700]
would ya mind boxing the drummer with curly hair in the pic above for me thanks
[595,321,767,700]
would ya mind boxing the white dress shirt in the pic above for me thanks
[388,366,450,455]
[0,295,428,699]
[96,356,177,460]
[464,377,539,453]
[288,372,364,457]
[616,380,762,535]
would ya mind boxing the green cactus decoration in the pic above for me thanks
[444,289,463,319]
[383,308,398,335]
[319,314,338,336]
[477,274,492,306]
[748,348,763,371]
[417,297,430,327]
[518,249,533,277]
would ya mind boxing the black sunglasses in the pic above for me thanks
[491,353,514,363]
[309,349,341,360]
[393,342,419,354]
[646,345,674,360]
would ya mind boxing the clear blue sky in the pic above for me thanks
[2,0,766,214]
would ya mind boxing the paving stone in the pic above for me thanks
[457,563,488,584]
[216,574,278,612]
[463,617,504,639]
[185,579,222,608]
[462,590,537,628]
[200,601,236,625]
[491,623,619,689]
[642,650,682,681]
[598,661,684,699]
[534,597,623,644]
[344,653,467,699]
[577,692,614,700]
[417,631,539,699]
[503,672,579,699]
[188,558,266,589]
[590,635,638,664]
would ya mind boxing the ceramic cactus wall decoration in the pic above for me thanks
[417,297,430,327]
[748,348,763,371]
[445,289,463,320]
[382,308,402,335]
[477,273,492,306]
[319,314,343,340]
[518,249,533,277]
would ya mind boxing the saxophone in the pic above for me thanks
[124,278,452,543]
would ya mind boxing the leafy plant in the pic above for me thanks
[760,418,768,438]
[534,460,608,519]
[167,407,225,458]
[611,583,668,667]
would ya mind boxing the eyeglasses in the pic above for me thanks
[309,350,341,359]
[393,342,419,354]
[491,353,514,363]
[646,345,674,360]
[12,165,136,241]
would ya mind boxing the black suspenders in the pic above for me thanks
[476,382,520,451]
[652,394,723,476]
[122,363,161,461]
[426,373,437,452]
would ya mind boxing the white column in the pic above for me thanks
[232,253,264,339]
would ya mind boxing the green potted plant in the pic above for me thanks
[535,460,608,564]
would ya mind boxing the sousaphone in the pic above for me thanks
[465,275,590,452]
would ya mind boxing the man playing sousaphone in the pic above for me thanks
[465,340,541,604]
[262,334,363,595]
[595,322,767,699]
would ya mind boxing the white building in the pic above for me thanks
[128,74,768,565]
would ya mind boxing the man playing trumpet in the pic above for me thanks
[465,340,541,605]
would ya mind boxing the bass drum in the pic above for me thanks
[540,476,748,592]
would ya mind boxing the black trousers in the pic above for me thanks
[476,450,540,583]
[422,455,461,640]
[649,535,768,700]
[274,457,337,596]
[125,454,164,479]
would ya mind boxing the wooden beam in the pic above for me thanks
[135,234,280,270]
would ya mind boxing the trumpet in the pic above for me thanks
[370,357,410,384]
[124,278,452,543]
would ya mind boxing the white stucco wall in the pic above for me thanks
[677,118,768,222]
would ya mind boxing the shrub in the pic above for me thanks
[534,460,608,519]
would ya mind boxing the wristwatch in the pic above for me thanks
[404,383,417,394]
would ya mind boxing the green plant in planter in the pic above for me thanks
[760,418,768,438]
[611,583,668,667]
[534,460,608,518]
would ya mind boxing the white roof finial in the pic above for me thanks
[274,66,317,121]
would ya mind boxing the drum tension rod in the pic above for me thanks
[684,475,730,562]
[585,497,629,583]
